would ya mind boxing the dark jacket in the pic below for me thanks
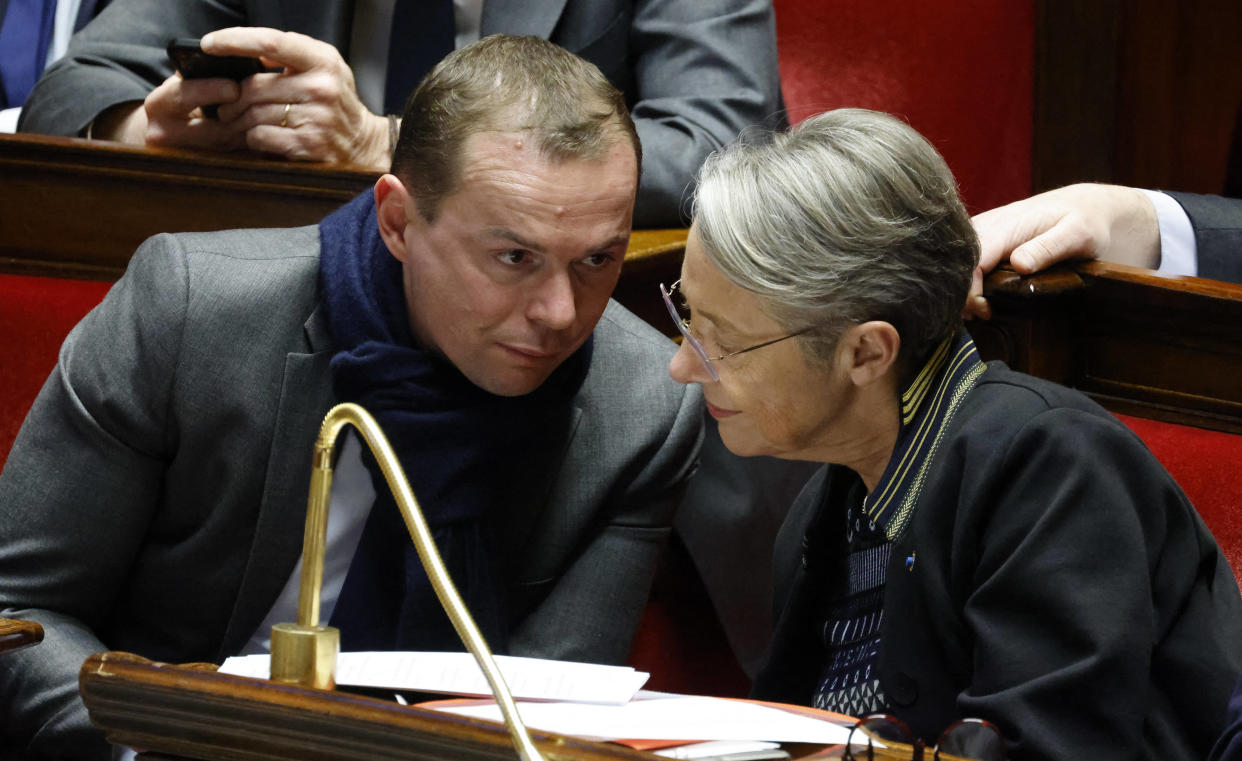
[755,363,1242,761]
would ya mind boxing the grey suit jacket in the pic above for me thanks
[17,0,784,227]
[0,225,703,759]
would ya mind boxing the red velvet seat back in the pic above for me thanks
[1116,414,1242,586]
[0,274,111,467]
[773,0,1034,213]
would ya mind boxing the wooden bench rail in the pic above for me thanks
[0,617,44,654]
[976,261,1242,434]
[0,133,377,280]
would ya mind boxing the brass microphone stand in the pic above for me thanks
[269,402,545,761]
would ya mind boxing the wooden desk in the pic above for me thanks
[80,653,848,761]
[975,261,1242,433]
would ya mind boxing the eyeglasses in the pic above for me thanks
[845,714,1006,761]
[659,280,813,382]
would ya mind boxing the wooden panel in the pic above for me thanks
[1034,0,1242,195]
[0,133,377,280]
[979,260,1242,433]
[1032,0,1121,192]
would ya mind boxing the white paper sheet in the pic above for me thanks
[218,651,648,704]
[428,691,853,744]
[655,740,784,759]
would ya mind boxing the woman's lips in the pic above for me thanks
[705,400,739,419]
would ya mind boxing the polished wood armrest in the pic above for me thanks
[0,617,44,654]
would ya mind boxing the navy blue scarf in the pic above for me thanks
[318,192,592,653]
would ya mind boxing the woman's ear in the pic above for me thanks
[374,174,416,263]
[841,321,900,387]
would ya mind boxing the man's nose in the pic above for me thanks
[528,270,577,330]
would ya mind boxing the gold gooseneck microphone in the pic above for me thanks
[269,402,546,761]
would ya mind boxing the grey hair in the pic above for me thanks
[692,108,979,372]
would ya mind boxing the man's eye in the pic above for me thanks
[498,250,529,265]
[581,253,614,268]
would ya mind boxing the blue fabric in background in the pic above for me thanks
[0,0,56,109]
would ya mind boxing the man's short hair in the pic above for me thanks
[392,34,642,221]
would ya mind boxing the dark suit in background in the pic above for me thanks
[17,0,785,227]
[1165,191,1242,284]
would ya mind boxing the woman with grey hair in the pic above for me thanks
[664,108,1242,761]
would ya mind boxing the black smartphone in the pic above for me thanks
[166,37,265,118]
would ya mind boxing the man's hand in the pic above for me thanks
[203,27,390,170]
[92,73,245,149]
[93,27,391,171]
[964,183,1161,319]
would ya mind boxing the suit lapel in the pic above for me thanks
[218,306,338,658]
[481,0,569,38]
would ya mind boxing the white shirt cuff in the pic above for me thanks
[0,107,21,133]
[1141,188,1197,277]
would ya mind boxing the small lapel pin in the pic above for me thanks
[905,551,916,571]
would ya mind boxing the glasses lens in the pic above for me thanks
[847,715,914,760]
[935,718,1006,761]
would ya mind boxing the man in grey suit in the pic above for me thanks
[0,35,703,759]
[17,0,784,228]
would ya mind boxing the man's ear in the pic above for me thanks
[840,321,900,387]
[374,174,416,263]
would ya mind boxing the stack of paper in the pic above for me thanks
[426,691,852,746]
[219,652,853,755]
[219,651,649,704]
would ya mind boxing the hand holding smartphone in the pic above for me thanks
[166,37,265,118]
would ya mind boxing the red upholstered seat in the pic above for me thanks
[0,274,111,467]
[773,0,1034,213]
[1116,414,1242,586]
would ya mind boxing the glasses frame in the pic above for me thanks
[844,714,1006,761]
[659,280,813,382]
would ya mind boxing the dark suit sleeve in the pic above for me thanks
[626,0,784,227]
[18,0,250,135]
[0,236,188,759]
[1162,191,1242,284]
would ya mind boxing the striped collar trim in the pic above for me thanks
[864,329,986,539]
